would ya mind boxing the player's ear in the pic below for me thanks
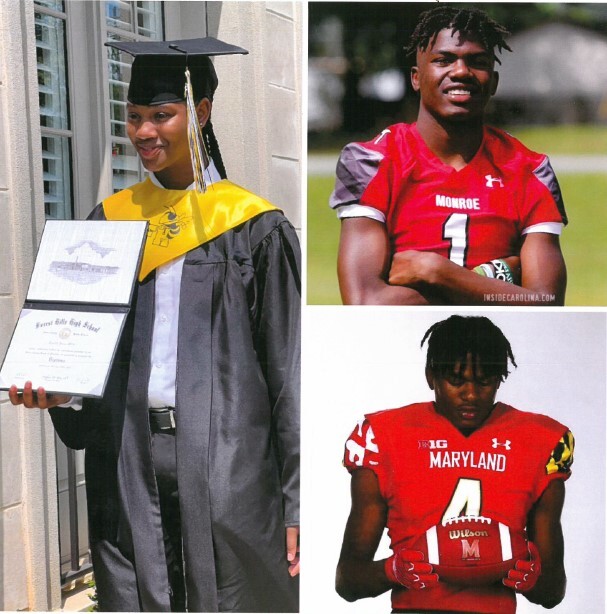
[425,367,435,390]
[489,71,499,96]
[411,66,420,93]
[196,97,212,129]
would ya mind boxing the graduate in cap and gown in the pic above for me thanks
[9,37,300,613]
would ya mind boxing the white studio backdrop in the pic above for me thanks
[302,308,606,614]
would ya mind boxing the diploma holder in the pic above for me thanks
[0,220,148,398]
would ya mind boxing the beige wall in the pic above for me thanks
[0,1,301,609]
[0,0,62,610]
[212,2,302,229]
[167,1,302,229]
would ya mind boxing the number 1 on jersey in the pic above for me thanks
[443,213,469,267]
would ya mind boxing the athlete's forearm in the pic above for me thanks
[340,277,434,305]
[389,251,563,306]
[336,557,393,601]
[522,480,567,608]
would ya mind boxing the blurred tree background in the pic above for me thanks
[308,2,607,305]
[309,2,607,141]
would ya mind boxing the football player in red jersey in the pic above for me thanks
[337,315,573,613]
[331,7,567,305]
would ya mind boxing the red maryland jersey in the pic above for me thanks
[343,402,574,613]
[330,124,567,269]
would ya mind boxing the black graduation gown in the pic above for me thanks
[49,207,300,613]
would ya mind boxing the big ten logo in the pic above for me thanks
[418,439,448,450]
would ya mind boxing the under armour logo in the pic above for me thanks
[374,128,391,145]
[492,438,511,450]
[485,174,504,188]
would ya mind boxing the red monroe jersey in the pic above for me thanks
[343,401,574,613]
[330,124,567,268]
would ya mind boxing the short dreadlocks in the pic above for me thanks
[405,6,512,64]
[421,315,517,382]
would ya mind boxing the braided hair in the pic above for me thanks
[203,120,227,180]
[405,6,512,64]
[194,81,227,180]
[421,315,516,382]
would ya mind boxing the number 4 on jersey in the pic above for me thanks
[443,213,470,267]
[442,477,481,522]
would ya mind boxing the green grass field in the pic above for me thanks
[507,124,607,155]
[307,125,607,305]
[308,175,342,304]
[558,173,607,305]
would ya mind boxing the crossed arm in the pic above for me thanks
[338,217,566,305]
[336,468,567,607]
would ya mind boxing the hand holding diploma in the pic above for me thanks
[9,381,71,409]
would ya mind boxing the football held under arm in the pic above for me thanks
[387,205,567,306]
[388,231,566,306]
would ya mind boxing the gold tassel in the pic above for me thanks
[185,67,209,193]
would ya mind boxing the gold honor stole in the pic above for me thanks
[103,178,277,281]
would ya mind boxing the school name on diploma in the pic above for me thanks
[36,317,101,333]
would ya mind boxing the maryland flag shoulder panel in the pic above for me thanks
[546,429,575,475]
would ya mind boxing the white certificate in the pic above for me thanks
[27,220,148,305]
[0,309,127,397]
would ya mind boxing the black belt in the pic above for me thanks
[149,408,176,433]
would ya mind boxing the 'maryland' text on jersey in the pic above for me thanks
[429,450,506,472]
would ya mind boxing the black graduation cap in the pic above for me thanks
[105,37,248,106]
